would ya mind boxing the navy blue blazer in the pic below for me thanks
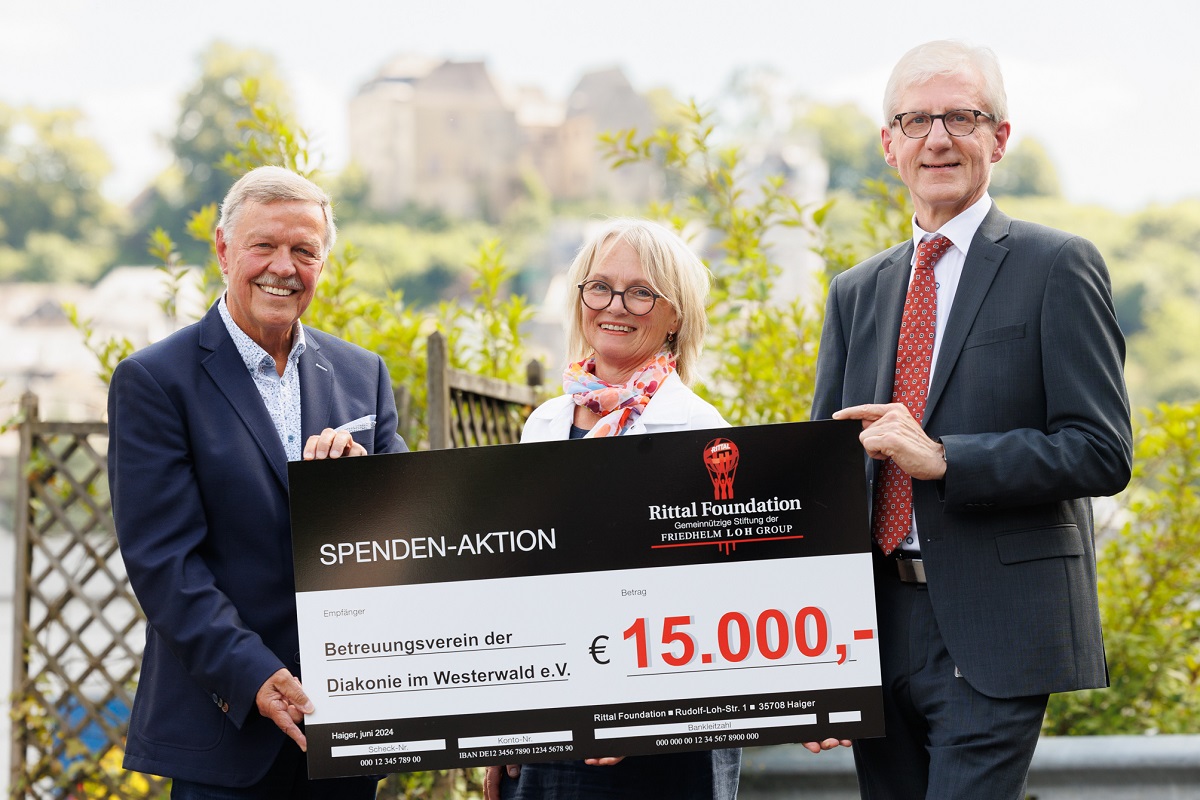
[108,303,407,786]
[812,205,1132,699]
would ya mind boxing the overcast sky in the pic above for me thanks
[2,0,1194,211]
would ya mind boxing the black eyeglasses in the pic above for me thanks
[577,280,662,316]
[892,109,997,138]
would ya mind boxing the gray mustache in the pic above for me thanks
[256,275,304,291]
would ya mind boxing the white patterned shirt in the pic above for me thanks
[218,296,307,462]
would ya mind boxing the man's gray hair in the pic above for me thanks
[883,40,1009,124]
[217,166,337,255]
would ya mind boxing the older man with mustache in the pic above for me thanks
[108,166,408,798]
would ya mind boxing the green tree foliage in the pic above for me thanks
[447,240,535,379]
[170,43,294,202]
[337,220,497,299]
[1044,402,1200,735]
[801,102,897,195]
[714,70,880,205]
[989,136,1061,198]
[0,102,116,280]
[1115,200,1200,404]
[3,231,110,283]
[0,103,113,245]
[119,42,293,266]
[220,78,316,179]
[988,195,1200,408]
[643,86,690,130]
[995,197,1128,262]
[325,162,376,223]
[62,302,136,387]
[1128,295,1200,403]
[812,178,912,277]
[713,69,897,200]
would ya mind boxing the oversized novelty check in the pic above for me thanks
[289,420,882,779]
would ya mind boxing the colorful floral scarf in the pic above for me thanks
[563,350,676,438]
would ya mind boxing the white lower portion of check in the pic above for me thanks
[594,712,818,740]
[298,553,881,727]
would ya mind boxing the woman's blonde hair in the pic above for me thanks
[564,218,711,385]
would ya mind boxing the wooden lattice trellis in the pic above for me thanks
[10,392,168,799]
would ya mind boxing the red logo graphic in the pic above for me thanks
[703,438,739,500]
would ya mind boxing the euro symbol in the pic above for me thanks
[589,635,610,665]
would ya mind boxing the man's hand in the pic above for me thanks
[484,764,521,800]
[801,738,853,753]
[303,428,366,460]
[256,667,314,751]
[834,403,946,481]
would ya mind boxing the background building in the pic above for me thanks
[349,57,663,220]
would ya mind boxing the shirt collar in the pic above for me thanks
[217,294,306,373]
[910,193,992,258]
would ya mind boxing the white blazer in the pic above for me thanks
[521,371,729,443]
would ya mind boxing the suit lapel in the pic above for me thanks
[925,206,1011,422]
[873,244,915,404]
[299,333,333,438]
[198,305,290,488]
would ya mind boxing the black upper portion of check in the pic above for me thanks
[289,420,870,593]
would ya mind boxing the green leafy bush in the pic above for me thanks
[1044,402,1200,735]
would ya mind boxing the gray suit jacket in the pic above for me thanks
[812,204,1132,699]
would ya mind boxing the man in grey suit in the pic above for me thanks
[811,40,1132,799]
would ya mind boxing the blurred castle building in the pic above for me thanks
[349,57,662,220]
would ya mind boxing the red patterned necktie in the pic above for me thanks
[872,235,950,555]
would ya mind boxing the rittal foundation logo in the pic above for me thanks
[703,438,739,500]
[648,436,802,555]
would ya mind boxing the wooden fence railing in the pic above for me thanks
[426,330,544,450]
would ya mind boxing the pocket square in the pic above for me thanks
[335,414,376,433]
